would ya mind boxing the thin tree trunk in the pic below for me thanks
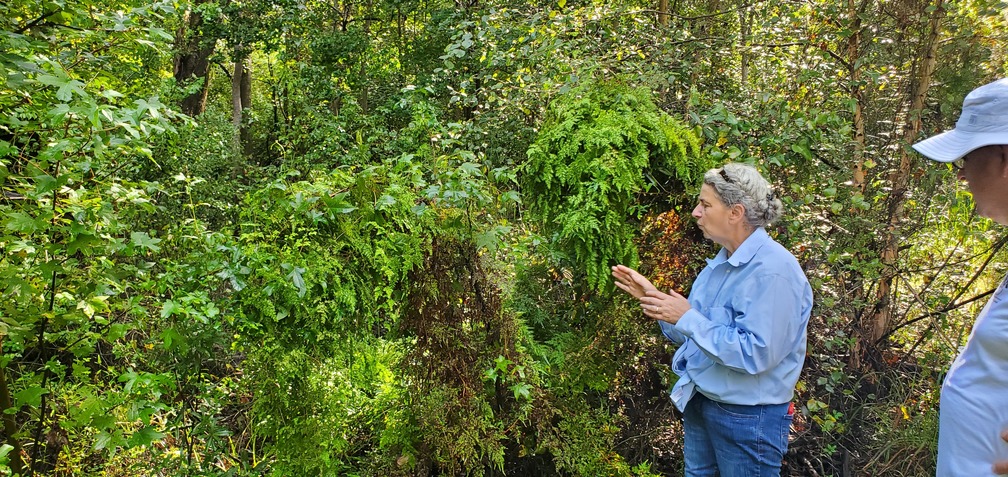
[231,52,251,152]
[843,0,869,371]
[231,57,243,131]
[240,57,252,154]
[658,0,669,27]
[866,0,945,355]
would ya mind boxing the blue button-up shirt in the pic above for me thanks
[659,227,813,411]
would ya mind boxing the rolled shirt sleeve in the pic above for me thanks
[658,320,688,345]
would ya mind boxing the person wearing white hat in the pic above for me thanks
[913,77,1008,476]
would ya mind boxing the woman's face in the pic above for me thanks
[957,145,1008,225]
[691,184,735,245]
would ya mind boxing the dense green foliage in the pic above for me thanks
[524,82,707,292]
[1,0,1007,475]
[524,81,705,290]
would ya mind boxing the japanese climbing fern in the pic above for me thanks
[523,81,710,292]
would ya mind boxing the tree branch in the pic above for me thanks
[16,10,60,34]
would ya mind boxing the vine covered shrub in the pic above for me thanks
[397,236,523,475]
[523,81,710,292]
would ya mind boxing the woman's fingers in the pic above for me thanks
[994,431,1008,474]
[642,290,672,301]
[612,265,651,299]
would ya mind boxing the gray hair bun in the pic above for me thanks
[704,162,784,228]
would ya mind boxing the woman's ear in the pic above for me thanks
[729,203,746,224]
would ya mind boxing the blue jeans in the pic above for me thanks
[682,392,793,477]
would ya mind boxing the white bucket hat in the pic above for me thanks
[913,78,1008,162]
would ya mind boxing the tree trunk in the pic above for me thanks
[658,0,669,27]
[173,5,214,116]
[861,0,945,365]
[842,0,869,371]
[240,56,252,154]
[232,52,252,152]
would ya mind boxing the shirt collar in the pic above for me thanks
[707,228,770,268]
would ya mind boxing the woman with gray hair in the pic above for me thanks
[612,162,812,477]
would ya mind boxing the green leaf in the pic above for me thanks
[287,266,307,298]
[5,211,42,233]
[791,143,813,160]
[0,443,13,462]
[458,162,482,176]
[94,432,113,451]
[108,323,128,341]
[160,300,180,319]
[510,383,532,400]
[127,426,166,448]
[67,233,104,255]
[377,194,396,209]
[325,191,357,214]
[807,399,828,412]
[91,414,116,429]
[14,385,46,408]
[0,140,15,159]
[56,79,87,102]
[130,231,161,252]
[161,327,184,350]
[77,297,100,318]
[48,103,72,122]
[99,89,124,100]
[94,430,126,451]
[36,72,66,88]
[499,190,521,204]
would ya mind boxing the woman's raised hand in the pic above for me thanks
[611,265,657,299]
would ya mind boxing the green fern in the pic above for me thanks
[523,81,710,292]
